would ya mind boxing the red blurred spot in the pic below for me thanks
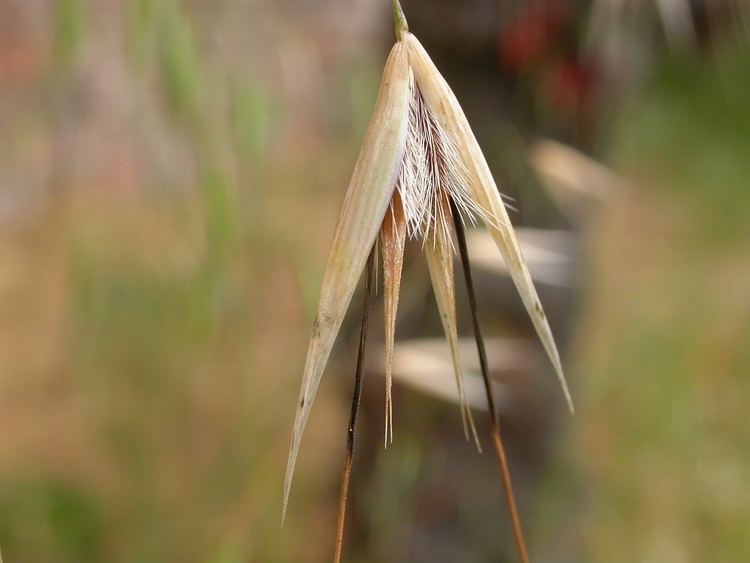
[543,58,597,116]
[0,39,40,84]
[498,0,568,70]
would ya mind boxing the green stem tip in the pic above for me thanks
[392,0,408,40]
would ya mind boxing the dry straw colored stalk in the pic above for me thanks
[284,0,574,559]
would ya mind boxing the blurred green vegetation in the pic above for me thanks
[0,477,103,562]
[534,36,750,563]
[1,1,314,561]
[55,0,86,67]
[612,39,750,243]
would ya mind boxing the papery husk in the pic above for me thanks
[283,42,411,522]
[424,198,481,450]
[380,193,407,447]
[405,33,574,413]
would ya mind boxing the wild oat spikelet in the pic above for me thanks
[282,0,574,523]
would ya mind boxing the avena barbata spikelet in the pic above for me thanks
[282,0,574,523]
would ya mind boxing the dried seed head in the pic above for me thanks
[285,18,575,526]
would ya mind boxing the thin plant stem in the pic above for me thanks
[333,246,376,563]
[451,202,530,563]
[392,0,409,40]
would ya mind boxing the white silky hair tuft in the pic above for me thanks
[394,83,500,249]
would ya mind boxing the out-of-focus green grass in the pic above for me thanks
[0,1,353,561]
[612,41,750,244]
[0,477,102,562]
[56,0,85,67]
[534,38,750,563]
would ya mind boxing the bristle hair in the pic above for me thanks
[394,83,501,249]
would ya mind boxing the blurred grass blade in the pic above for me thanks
[529,138,625,221]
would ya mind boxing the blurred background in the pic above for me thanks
[1,0,749,561]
